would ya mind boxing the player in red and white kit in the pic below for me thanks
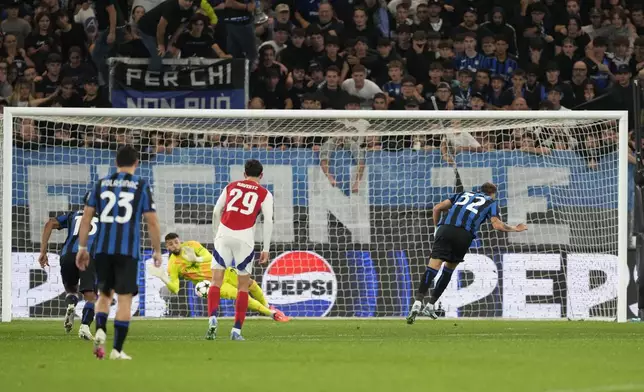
[205,159,274,341]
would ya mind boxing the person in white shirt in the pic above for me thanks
[342,64,383,109]
[547,87,570,111]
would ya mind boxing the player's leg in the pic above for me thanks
[230,243,255,341]
[248,281,289,321]
[60,253,80,333]
[206,238,233,340]
[93,254,115,359]
[78,257,97,340]
[109,256,138,360]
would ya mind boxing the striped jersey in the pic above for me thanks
[455,52,489,72]
[439,191,499,237]
[56,211,98,256]
[86,172,155,259]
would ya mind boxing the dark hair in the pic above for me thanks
[244,159,263,177]
[115,145,139,167]
[352,64,366,74]
[480,182,497,195]
[326,65,340,75]
[165,232,179,241]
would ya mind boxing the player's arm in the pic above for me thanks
[142,181,162,266]
[165,259,181,294]
[77,206,95,249]
[259,192,274,264]
[490,217,527,232]
[432,199,452,226]
[193,243,213,263]
[211,189,227,237]
[38,216,63,267]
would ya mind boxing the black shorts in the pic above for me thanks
[430,225,474,264]
[94,253,139,296]
[60,253,96,293]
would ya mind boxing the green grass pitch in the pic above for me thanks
[1,319,644,392]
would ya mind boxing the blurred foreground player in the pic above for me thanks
[407,182,528,324]
[207,159,274,341]
[149,233,288,321]
[39,191,98,340]
[76,145,162,360]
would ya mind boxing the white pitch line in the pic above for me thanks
[546,384,644,392]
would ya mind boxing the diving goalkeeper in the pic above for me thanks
[148,233,289,322]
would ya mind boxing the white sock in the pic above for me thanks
[209,316,217,325]
[231,327,241,335]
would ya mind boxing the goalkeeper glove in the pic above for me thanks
[181,246,198,262]
[148,265,170,285]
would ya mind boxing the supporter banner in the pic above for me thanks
[11,250,637,319]
[109,58,248,109]
[14,147,632,248]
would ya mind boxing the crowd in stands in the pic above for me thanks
[1,0,643,163]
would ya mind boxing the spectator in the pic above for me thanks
[342,64,383,109]
[4,33,35,77]
[487,74,506,108]
[554,38,578,81]
[546,86,569,111]
[344,7,381,49]
[15,119,40,150]
[56,12,88,61]
[74,0,98,41]
[61,47,94,89]
[35,53,63,99]
[472,68,490,99]
[582,80,597,104]
[392,3,413,36]
[371,38,401,87]
[0,62,13,98]
[317,35,349,78]
[541,62,574,108]
[405,31,434,85]
[382,60,404,100]
[610,64,634,124]
[2,0,32,49]
[567,60,590,106]
[581,8,605,39]
[252,68,292,109]
[278,28,311,71]
[605,9,637,50]
[470,91,486,110]
[452,69,473,110]
[481,7,518,56]
[424,0,452,39]
[488,35,518,82]
[455,32,487,73]
[319,119,367,193]
[56,77,84,107]
[556,16,590,59]
[131,5,146,25]
[26,12,60,73]
[610,36,631,68]
[372,92,388,110]
[315,2,344,38]
[584,36,613,90]
[319,66,349,110]
[137,0,196,72]
[260,23,290,55]
[81,76,111,107]
[630,37,644,76]
[92,0,127,86]
[632,5,644,36]
[212,0,256,65]
[176,14,230,58]
[394,24,412,59]
[8,78,58,107]
[287,64,311,109]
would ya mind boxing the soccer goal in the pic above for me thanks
[0,108,631,323]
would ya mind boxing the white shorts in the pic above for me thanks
[212,236,255,275]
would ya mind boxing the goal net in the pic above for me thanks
[0,108,631,322]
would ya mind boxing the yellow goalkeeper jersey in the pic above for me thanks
[166,241,238,294]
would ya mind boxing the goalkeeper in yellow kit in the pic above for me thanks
[148,233,289,322]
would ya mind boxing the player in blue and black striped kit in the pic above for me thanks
[407,182,528,324]
[76,145,162,360]
[38,191,98,340]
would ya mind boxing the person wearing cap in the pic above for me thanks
[82,76,111,108]
[92,0,127,85]
[480,7,518,57]
[609,64,634,124]
[136,0,197,72]
[35,53,63,99]
[307,62,325,90]
[2,0,31,49]
[455,31,487,73]
[277,28,313,71]
[581,8,605,39]
[541,61,574,108]
[319,65,350,110]
[424,0,451,39]
[317,35,350,78]
[176,14,231,58]
[258,22,290,55]
[344,7,381,49]
[273,4,293,29]
[428,81,452,110]
[342,64,383,110]
[546,86,569,111]
[451,7,492,43]
[470,92,486,110]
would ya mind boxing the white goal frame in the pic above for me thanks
[0,108,630,323]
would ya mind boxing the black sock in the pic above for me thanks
[416,267,439,300]
[96,312,108,333]
[65,293,79,307]
[429,266,455,304]
[113,320,130,352]
[82,302,95,326]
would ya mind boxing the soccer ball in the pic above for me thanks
[195,281,211,298]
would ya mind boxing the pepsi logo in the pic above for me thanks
[262,251,337,317]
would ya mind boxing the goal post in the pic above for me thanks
[0,107,631,322]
